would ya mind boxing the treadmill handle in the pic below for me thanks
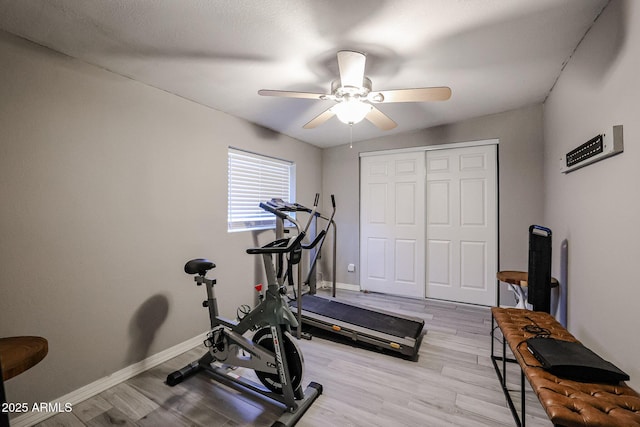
[259,202,289,221]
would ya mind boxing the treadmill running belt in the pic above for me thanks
[293,295,423,339]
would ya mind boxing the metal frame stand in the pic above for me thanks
[491,278,527,427]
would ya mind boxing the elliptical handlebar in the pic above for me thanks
[301,230,326,250]
[251,193,326,255]
[247,200,311,255]
[301,193,320,234]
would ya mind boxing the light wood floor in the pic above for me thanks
[35,290,552,427]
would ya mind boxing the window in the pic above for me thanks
[227,147,295,232]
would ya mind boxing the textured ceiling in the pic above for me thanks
[0,0,609,147]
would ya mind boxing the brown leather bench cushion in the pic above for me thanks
[492,307,640,426]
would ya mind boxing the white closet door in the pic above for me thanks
[425,144,497,305]
[360,152,425,298]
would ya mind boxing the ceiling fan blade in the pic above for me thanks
[365,106,397,130]
[337,50,366,88]
[368,87,452,103]
[303,107,336,129]
[258,89,328,100]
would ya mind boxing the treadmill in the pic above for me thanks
[260,196,425,361]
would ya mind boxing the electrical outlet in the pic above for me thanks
[347,263,355,272]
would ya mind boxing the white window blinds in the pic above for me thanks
[228,147,295,231]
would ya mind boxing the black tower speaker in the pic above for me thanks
[527,225,552,313]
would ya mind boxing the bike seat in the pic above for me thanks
[184,259,216,276]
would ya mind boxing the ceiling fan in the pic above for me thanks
[258,50,451,130]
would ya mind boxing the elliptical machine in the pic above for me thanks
[166,204,322,427]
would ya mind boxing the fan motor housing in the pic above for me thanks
[331,77,372,100]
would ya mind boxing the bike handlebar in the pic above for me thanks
[256,192,332,245]
[246,232,306,255]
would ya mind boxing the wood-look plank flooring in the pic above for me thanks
[35,290,552,427]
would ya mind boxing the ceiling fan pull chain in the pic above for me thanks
[349,124,353,149]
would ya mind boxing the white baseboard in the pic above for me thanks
[11,333,206,427]
[318,280,360,292]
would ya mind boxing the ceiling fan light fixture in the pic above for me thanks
[258,50,451,131]
[334,99,372,125]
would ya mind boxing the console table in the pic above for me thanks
[496,270,559,309]
[0,336,48,427]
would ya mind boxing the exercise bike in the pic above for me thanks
[166,204,322,427]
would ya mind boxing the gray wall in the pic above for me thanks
[0,31,322,406]
[543,0,639,389]
[321,104,545,296]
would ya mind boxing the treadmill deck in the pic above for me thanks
[291,294,424,340]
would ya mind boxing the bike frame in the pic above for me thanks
[167,198,323,422]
